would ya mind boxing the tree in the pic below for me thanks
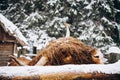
[43,0,119,51]
[0,0,8,10]
[0,0,119,50]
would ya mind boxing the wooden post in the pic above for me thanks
[18,47,22,58]
[33,46,37,54]
[13,42,17,55]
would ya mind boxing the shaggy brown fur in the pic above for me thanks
[28,37,100,65]
[9,37,102,66]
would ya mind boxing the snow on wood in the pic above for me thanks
[0,13,28,46]
[107,47,120,54]
[0,60,120,80]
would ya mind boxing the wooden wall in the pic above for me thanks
[0,42,14,66]
[0,25,17,66]
[0,26,16,42]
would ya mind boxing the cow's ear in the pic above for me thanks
[89,49,97,55]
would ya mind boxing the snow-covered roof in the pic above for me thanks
[0,13,28,46]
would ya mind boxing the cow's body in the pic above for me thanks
[9,37,107,66]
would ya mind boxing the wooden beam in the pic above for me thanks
[0,61,120,80]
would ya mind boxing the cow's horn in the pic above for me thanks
[35,56,48,66]
[9,55,27,66]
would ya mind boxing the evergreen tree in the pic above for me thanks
[43,0,119,50]
[0,0,8,10]
[0,0,119,50]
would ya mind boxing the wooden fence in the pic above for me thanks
[0,61,120,80]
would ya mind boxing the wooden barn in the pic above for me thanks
[0,14,27,66]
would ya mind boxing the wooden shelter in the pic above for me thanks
[0,14,27,66]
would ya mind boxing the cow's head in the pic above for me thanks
[90,49,107,64]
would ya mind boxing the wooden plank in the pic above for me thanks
[0,43,14,66]
[0,43,14,54]
[0,26,4,40]
[0,55,10,60]
[0,46,13,51]
[0,72,119,80]
[0,60,8,66]
[0,51,12,55]
[0,55,10,66]
[0,61,120,80]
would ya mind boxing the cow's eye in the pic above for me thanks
[94,56,99,58]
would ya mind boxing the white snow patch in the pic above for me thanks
[84,0,96,10]
[25,12,43,22]
[101,17,113,25]
[0,61,120,77]
[49,17,68,27]
[107,47,120,54]
[102,3,111,12]
[84,0,89,4]
[47,0,57,6]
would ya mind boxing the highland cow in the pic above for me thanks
[9,37,107,66]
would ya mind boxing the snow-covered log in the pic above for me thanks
[0,61,120,80]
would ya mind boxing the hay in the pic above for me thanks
[29,37,97,65]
